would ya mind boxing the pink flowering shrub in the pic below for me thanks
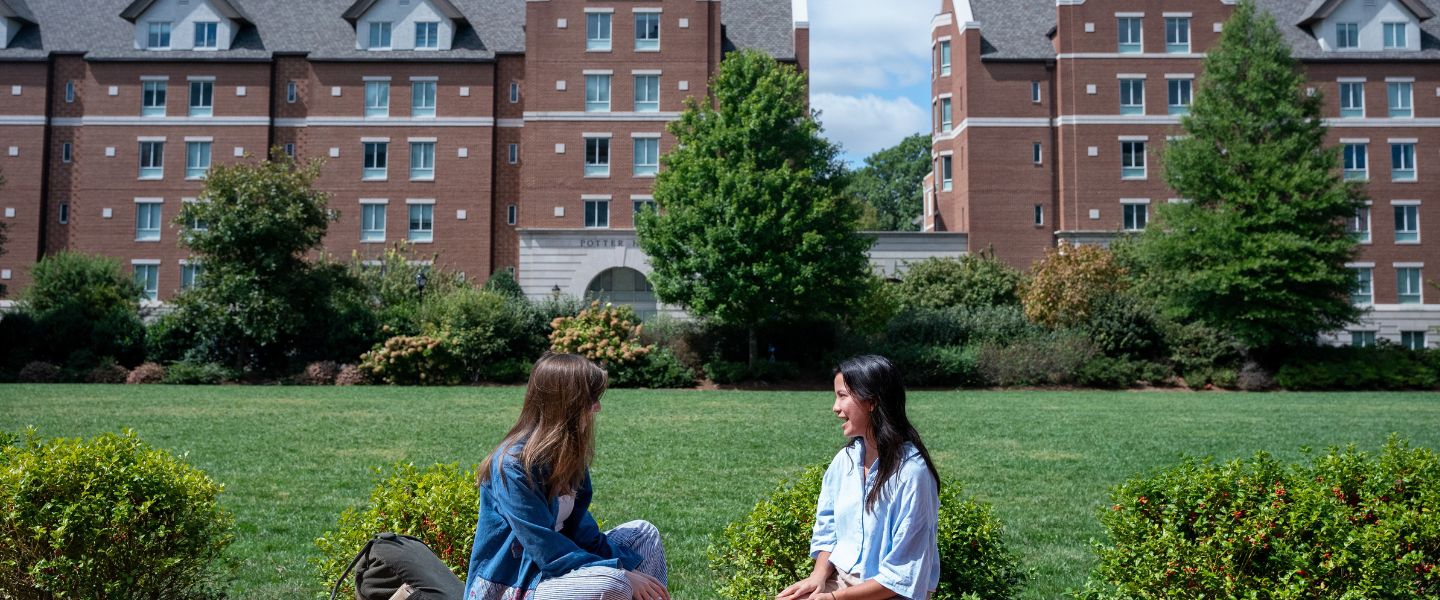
[548,301,652,369]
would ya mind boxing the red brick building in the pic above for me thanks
[927,0,1440,348]
[0,0,808,313]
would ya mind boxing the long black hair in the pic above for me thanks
[836,354,941,512]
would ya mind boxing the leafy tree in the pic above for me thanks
[1134,0,1363,356]
[895,250,1022,310]
[636,50,872,365]
[1020,243,1128,329]
[18,251,146,368]
[172,151,375,372]
[848,133,931,231]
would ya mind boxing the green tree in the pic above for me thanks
[895,250,1022,310]
[18,252,146,368]
[848,133,931,231]
[172,151,375,372]
[636,50,872,365]
[1134,0,1363,357]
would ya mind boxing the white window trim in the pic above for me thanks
[407,137,438,143]
[631,132,662,139]
[405,198,436,205]
[409,76,439,82]
[359,198,389,205]
[1392,200,1422,206]
[362,76,392,82]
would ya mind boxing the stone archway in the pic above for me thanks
[585,267,658,319]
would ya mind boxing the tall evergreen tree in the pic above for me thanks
[1135,0,1364,357]
[848,133,931,231]
[636,50,872,366]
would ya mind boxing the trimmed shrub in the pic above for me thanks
[335,364,368,386]
[1274,344,1438,391]
[162,361,233,385]
[0,429,234,599]
[85,360,130,384]
[1076,356,1169,389]
[126,362,166,384]
[19,252,146,369]
[1236,360,1277,391]
[977,331,1099,387]
[550,301,652,374]
[703,359,802,385]
[883,344,984,388]
[1080,437,1440,599]
[313,463,477,599]
[894,252,1023,311]
[300,360,341,386]
[610,347,697,389]
[483,269,526,300]
[17,361,60,384]
[709,464,1025,600]
[1080,294,1166,361]
[358,335,462,386]
[1163,320,1246,388]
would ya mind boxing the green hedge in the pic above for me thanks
[0,430,234,599]
[1081,437,1440,599]
[708,463,1025,600]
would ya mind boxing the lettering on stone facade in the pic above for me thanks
[579,238,627,248]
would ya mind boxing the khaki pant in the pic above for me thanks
[819,570,932,600]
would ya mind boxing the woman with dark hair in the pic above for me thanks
[465,353,670,600]
[777,355,941,600]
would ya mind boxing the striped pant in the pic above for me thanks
[532,520,667,600]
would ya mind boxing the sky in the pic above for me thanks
[808,0,937,167]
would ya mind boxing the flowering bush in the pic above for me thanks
[358,335,461,386]
[334,364,368,386]
[313,462,476,599]
[299,361,341,386]
[549,301,651,369]
[125,362,166,384]
[1080,437,1440,598]
[85,361,130,384]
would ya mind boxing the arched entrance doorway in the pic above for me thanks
[586,267,658,319]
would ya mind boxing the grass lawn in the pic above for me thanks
[2,386,1438,599]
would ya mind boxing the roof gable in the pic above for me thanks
[343,0,464,24]
[120,0,249,23]
[1298,0,1435,26]
[0,0,34,23]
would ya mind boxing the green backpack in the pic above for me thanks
[330,533,465,600]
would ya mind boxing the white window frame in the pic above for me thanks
[940,155,953,191]
[1032,142,1042,165]
[1121,199,1149,231]
[363,141,388,180]
[1401,331,1427,350]
[507,204,517,226]
[1396,266,1423,304]
[584,136,611,178]
[139,140,165,179]
[135,200,163,241]
[181,261,204,290]
[1343,142,1368,181]
[369,22,392,50]
[415,22,440,50]
[408,201,434,243]
[1121,140,1147,179]
[365,80,390,118]
[141,80,166,117]
[586,12,612,52]
[633,136,659,177]
[185,140,211,180]
[1167,77,1192,115]
[1119,78,1145,116]
[409,141,435,181]
[360,201,387,242]
[286,81,298,103]
[412,80,436,118]
[1336,22,1359,49]
[635,12,660,51]
[1394,202,1420,243]
[134,262,160,301]
[940,97,953,132]
[509,81,520,103]
[508,143,519,165]
[194,21,218,49]
[1388,81,1413,118]
[61,142,72,163]
[584,197,611,229]
[1350,266,1373,306]
[585,74,612,112]
[1349,204,1372,244]
[1391,142,1417,182]
[59,202,70,224]
[939,40,952,77]
[1164,16,1190,53]
[188,79,213,117]
[634,74,660,112]
[64,80,75,103]
[1339,81,1364,118]
[1031,81,1041,104]
[146,22,171,49]
[1117,17,1142,53]
[1351,330,1376,348]
[1383,22,1408,49]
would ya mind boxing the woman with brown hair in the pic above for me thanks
[464,353,669,600]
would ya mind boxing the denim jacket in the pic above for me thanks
[465,443,641,591]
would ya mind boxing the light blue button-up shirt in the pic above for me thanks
[809,440,940,600]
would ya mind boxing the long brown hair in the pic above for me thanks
[480,353,608,499]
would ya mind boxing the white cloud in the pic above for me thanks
[808,0,934,95]
[813,93,928,160]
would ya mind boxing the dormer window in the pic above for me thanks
[1335,23,1358,49]
[1,3,35,50]
[416,22,439,49]
[369,22,392,49]
[1384,23,1407,48]
[147,22,171,49]
[195,22,218,48]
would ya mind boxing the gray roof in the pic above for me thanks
[967,0,1440,62]
[0,0,35,22]
[0,0,794,62]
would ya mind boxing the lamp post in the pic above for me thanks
[416,269,428,300]
[551,284,562,299]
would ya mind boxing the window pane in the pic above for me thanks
[409,205,433,242]
[1351,267,1373,305]
[362,205,385,241]
[1340,82,1364,118]
[363,142,387,179]
[634,138,659,176]
[635,13,660,50]
[142,81,166,116]
[585,138,610,177]
[634,75,659,112]
[369,22,391,49]
[587,13,612,51]
[139,141,164,178]
[188,81,213,117]
[1117,18,1141,52]
[412,81,436,118]
[416,22,439,49]
[1343,144,1367,180]
[365,82,389,118]
[1389,83,1413,117]
[1120,79,1143,115]
[585,75,611,112]
[194,22,217,48]
[186,142,210,179]
[410,142,434,180]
